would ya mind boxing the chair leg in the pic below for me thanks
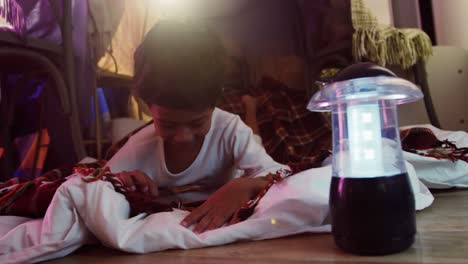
[62,0,87,161]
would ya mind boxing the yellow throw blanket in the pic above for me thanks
[352,0,433,69]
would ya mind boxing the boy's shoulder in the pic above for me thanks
[212,107,236,125]
[128,123,159,146]
[211,107,251,136]
[212,108,243,127]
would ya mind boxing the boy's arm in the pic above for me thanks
[181,176,269,233]
[106,139,158,196]
[181,119,287,233]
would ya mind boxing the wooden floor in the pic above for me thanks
[45,189,468,264]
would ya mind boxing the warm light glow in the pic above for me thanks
[158,0,194,20]
[271,218,277,225]
[0,17,13,30]
[0,2,13,29]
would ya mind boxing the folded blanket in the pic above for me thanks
[0,165,433,263]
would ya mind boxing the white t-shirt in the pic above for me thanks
[106,108,287,200]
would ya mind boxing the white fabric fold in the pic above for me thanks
[401,124,468,189]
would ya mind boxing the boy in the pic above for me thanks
[106,21,288,234]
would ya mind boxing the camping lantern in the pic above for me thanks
[307,63,423,255]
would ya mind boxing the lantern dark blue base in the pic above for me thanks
[330,173,416,255]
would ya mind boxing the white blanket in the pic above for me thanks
[0,165,433,264]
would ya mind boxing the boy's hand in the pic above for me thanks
[116,170,159,196]
[180,177,267,233]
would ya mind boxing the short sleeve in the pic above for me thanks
[229,117,289,177]
[105,138,137,173]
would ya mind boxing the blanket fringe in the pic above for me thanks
[351,0,433,69]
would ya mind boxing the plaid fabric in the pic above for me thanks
[218,77,332,171]
[351,0,432,68]
[0,161,105,217]
[0,161,182,218]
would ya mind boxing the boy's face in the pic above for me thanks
[150,104,213,149]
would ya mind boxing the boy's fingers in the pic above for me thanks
[131,174,147,193]
[124,171,154,195]
[141,175,158,196]
[147,179,159,196]
[206,213,229,231]
[193,214,213,233]
[118,172,136,191]
[229,212,241,226]
[133,171,158,196]
[181,204,211,227]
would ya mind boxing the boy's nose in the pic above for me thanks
[172,126,195,143]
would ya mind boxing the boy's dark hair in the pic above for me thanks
[134,21,226,109]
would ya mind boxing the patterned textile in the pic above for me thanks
[401,127,468,163]
[77,166,185,216]
[0,160,291,222]
[351,0,432,68]
[0,161,105,218]
[0,160,185,218]
[218,77,332,171]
